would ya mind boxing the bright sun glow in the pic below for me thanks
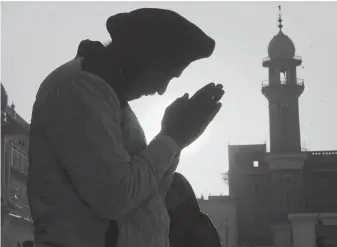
[135,97,212,157]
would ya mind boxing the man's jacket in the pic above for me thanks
[28,58,180,247]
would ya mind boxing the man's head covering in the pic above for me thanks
[106,8,215,68]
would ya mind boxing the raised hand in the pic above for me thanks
[161,83,224,149]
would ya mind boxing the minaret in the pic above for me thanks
[262,6,304,154]
[262,7,308,247]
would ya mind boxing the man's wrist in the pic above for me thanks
[157,132,182,152]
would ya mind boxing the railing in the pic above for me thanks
[261,80,269,87]
[265,147,308,153]
[261,78,304,87]
[297,78,304,86]
[262,55,302,63]
[293,55,302,61]
[308,151,337,156]
[262,57,270,62]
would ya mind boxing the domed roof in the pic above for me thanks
[268,30,295,59]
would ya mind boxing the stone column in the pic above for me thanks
[289,213,317,247]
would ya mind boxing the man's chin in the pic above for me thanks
[127,91,158,101]
[127,94,145,101]
[145,92,157,97]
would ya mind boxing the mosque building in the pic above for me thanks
[200,7,337,247]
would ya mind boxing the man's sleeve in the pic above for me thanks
[40,72,181,220]
[159,155,180,196]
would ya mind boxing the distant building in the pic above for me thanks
[1,84,34,247]
[198,195,238,247]
[227,8,337,247]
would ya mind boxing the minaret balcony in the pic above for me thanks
[263,55,302,63]
[261,78,304,88]
[262,55,302,67]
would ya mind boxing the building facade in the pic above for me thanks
[227,9,337,247]
[1,84,34,247]
[199,195,238,247]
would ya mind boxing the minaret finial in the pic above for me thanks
[278,5,283,30]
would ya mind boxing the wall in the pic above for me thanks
[198,196,237,247]
[1,89,33,247]
[303,151,337,213]
[228,144,273,246]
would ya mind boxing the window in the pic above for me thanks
[10,179,28,205]
[23,160,28,175]
[21,155,24,171]
[17,181,23,196]
[18,139,25,147]
[10,179,16,190]
[11,148,28,174]
[12,151,18,168]
[23,157,29,174]
[280,72,286,84]
[18,155,23,172]
[253,161,259,168]
[10,179,19,201]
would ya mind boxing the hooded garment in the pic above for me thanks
[166,174,223,247]
[106,8,215,70]
[28,8,214,247]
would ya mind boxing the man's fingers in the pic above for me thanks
[190,83,216,101]
[207,102,222,123]
[208,84,224,102]
[198,102,222,131]
[169,93,189,108]
[216,84,223,89]
[191,83,224,104]
[212,88,225,102]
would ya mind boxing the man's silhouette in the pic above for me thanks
[28,8,223,247]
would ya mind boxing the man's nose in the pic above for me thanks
[157,87,166,95]
[157,82,169,95]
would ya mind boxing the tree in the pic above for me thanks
[222,171,229,184]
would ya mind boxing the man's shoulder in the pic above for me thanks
[72,71,121,110]
[35,58,82,104]
[35,59,120,108]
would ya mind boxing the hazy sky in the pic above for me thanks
[2,1,337,197]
